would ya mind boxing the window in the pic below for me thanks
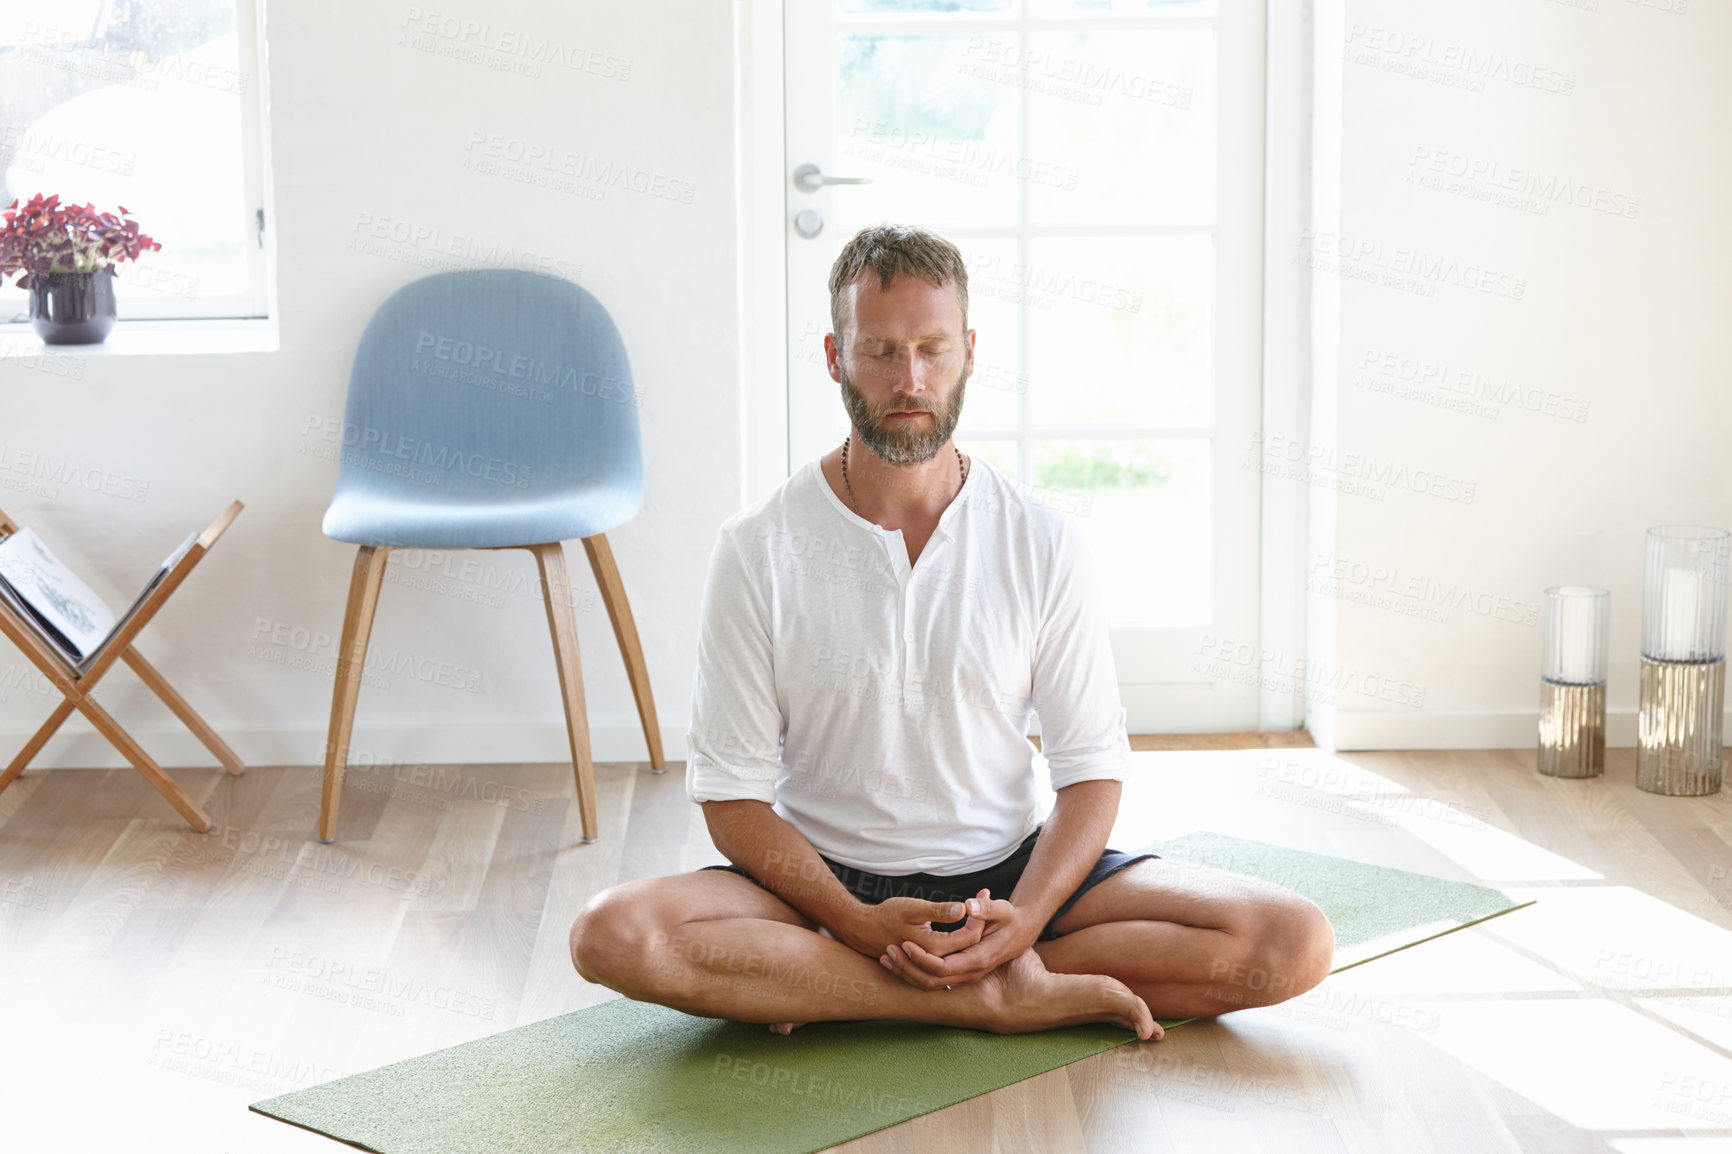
[0,1,271,321]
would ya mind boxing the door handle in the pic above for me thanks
[793,163,873,194]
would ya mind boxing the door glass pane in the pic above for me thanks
[961,438,1018,479]
[836,34,1022,230]
[1025,234,1213,428]
[1030,0,1215,15]
[1033,437,1210,627]
[1024,28,1214,226]
[955,237,1022,431]
[843,0,1014,12]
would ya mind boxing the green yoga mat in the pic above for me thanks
[251,832,1533,1153]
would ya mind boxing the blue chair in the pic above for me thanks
[317,268,664,844]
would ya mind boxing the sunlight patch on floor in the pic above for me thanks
[1425,999,1732,1133]
[1325,922,1578,996]
[1487,886,1732,994]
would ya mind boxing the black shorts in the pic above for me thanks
[700,825,1158,941]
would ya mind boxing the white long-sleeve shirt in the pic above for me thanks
[683,455,1130,874]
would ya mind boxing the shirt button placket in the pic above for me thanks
[902,583,918,707]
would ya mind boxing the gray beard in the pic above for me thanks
[837,362,968,465]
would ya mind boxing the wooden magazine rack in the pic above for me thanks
[0,501,246,831]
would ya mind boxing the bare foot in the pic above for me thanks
[966,949,1160,1040]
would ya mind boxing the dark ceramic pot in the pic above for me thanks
[29,268,118,345]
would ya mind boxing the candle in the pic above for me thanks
[1659,567,1702,660]
[1552,587,1600,683]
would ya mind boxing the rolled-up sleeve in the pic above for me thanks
[684,526,785,804]
[1030,518,1130,789]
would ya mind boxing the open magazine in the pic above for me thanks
[0,526,197,674]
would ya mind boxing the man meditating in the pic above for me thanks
[569,224,1335,1040]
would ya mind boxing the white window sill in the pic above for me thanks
[0,318,279,358]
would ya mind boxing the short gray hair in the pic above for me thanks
[827,224,969,351]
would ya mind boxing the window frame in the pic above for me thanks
[0,0,276,324]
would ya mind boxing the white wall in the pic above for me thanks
[0,0,741,769]
[1305,0,1731,749]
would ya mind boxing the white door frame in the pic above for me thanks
[735,0,793,509]
[1260,0,1313,734]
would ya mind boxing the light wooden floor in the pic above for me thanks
[3,741,1731,1153]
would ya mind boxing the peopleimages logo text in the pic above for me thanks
[304,417,531,490]
[1297,228,1524,300]
[413,330,641,404]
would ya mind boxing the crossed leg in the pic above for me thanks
[570,869,1157,1037]
[569,857,1334,1036]
[1035,857,1336,1019]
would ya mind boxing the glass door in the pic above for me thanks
[784,0,1266,731]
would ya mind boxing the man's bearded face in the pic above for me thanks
[837,349,969,465]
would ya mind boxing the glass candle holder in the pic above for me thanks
[1638,525,1729,795]
[1538,586,1608,778]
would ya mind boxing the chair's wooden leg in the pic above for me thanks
[122,648,246,776]
[581,534,666,774]
[73,695,210,832]
[320,546,390,844]
[0,698,76,793]
[533,542,598,843]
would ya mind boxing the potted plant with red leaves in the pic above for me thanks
[0,194,162,345]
